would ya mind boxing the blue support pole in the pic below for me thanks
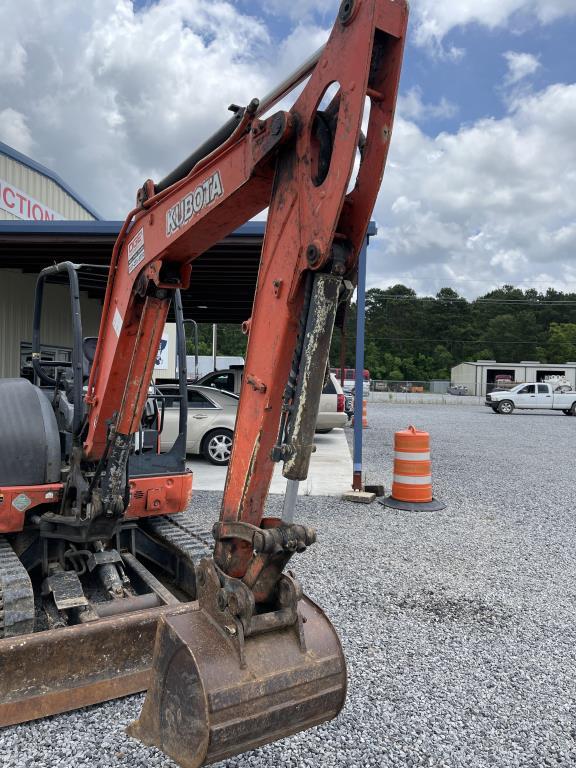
[352,236,368,490]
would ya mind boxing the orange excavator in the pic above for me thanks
[0,0,407,763]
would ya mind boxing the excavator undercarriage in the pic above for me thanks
[0,511,212,726]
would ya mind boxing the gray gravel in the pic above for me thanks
[2,403,576,767]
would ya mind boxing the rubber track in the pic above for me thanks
[142,510,213,565]
[0,537,35,638]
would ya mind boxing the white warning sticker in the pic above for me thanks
[113,307,123,337]
[127,227,145,273]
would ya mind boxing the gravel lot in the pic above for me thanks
[3,403,576,768]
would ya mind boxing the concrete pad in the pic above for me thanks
[186,428,353,496]
[341,490,376,504]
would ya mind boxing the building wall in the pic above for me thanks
[451,362,576,396]
[0,152,95,221]
[0,270,102,378]
[451,363,478,394]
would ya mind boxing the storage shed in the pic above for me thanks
[451,360,576,396]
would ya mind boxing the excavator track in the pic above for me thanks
[142,510,213,565]
[137,510,214,597]
[0,536,35,638]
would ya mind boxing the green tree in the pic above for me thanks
[325,282,576,381]
[541,323,576,362]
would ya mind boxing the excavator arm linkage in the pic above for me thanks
[78,1,409,765]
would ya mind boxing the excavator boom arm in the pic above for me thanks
[74,4,410,765]
[82,0,407,554]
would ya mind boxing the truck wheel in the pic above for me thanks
[571,403,576,416]
[497,400,514,415]
[202,429,233,465]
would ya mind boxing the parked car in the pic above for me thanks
[494,374,514,387]
[157,385,238,464]
[316,373,348,432]
[197,369,348,432]
[486,382,576,415]
[330,367,371,398]
[196,366,242,394]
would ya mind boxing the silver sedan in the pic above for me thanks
[158,385,238,465]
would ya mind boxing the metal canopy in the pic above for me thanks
[0,220,376,325]
[0,221,265,325]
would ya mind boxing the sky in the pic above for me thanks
[0,0,575,298]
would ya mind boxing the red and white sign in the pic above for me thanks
[0,178,64,221]
[127,227,145,273]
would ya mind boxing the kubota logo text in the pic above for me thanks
[166,171,224,236]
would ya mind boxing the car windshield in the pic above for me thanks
[203,388,238,403]
[202,372,235,392]
[323,377,338,394]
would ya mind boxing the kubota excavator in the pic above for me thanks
[0,0,407,763]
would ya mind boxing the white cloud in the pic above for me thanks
[247,0,576,29]
[0,0,575,299]
[0,41,27,82]
[268,0,524,42]
[0,108,34,154]
[411,0,576,52]
[503,51,540,85]
[369,82,576,296]
[0,0,282,216]
[398,87,458,122]
[242,0,576,56]
[0,0,333,217]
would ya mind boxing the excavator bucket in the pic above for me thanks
[0,602,193,727]
[129,569,346,767]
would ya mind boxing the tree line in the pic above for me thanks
[186,284,576,382]
[332,285,576,381]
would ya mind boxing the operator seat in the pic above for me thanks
[82,337,98,379]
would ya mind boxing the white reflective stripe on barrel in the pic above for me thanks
[393,474,432,485]
[394,451,431,461]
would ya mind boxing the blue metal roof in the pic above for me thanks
[0,219,377,238]
[0,141,103,220]
[0,220,263,236]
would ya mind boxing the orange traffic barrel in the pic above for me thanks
[351,400,368,428]
[381,425,445,511]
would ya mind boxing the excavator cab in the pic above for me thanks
[29,261,189,478]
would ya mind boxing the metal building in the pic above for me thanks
[0,141,99,222]
[0,142,104,377]
[451,359,576,396]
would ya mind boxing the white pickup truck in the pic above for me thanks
[486,382,576,415]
